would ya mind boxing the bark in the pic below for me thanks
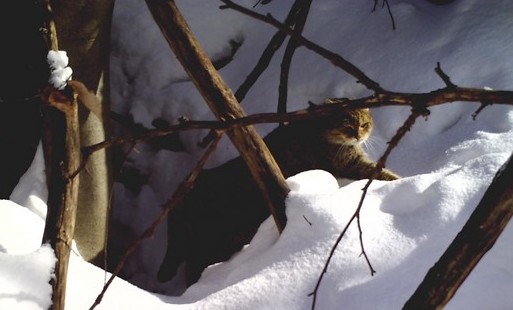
[42,89,80,310]
[50,0,115,265]
[145,0,290,231]
[403,153,513,309]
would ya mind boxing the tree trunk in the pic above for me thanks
[50,0,115,266]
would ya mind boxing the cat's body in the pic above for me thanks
[158,109,399,286]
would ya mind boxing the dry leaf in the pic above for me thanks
[67,80,103,121]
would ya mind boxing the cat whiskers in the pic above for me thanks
[361,135,378,156]
[335,143,346,160]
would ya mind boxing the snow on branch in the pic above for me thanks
[47,50,72,90]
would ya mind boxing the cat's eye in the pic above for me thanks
[360,122,369,129]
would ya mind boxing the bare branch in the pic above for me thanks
[82,86,513,160]
[41,86,81,310]
[89,131,224,310]
[235,0,308,102]
[145,0,289,232]
[310,109,424,310]
[220,0,383,92]
[376,108,428,169]
[373,0,396,30]
[403,153,513,309]
[435,62,457,88]
[357,212,376,275]
[472,101,492,120]
[278,0,312,118]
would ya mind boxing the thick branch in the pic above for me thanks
[41,87,81,310]
[403,154,513,309]
[145,0,289,231]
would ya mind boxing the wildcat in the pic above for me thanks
[158,108,399,286]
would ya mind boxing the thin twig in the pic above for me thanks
[357,210,376,275]
[472,101,492,120]
[435,62,457,88]
[146,0,289,232]
[308,203,360,309]
[372,0,396,30]
[309,109,425,310]
[376,108,429,170]
[220,0,383,92]
[278,0,312,119]
[235,0,307,102]
[88,131,224,310]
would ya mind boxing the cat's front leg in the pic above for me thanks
[376,167,400,181]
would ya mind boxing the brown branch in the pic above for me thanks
[89,131,224,310]
[40,2,81,310]
[277,0,312,118]
[472,101,492,120]
[82,86,513,159]
[145,0,289,231]
[403,152,513,309]
[357,211,376,274]
[308,197,360,309]
[435,62,457,88]
[310,109,424,310]
[372,0,396,30]
[376,108,428,169]
[220,0,383,92]
[41,86,81,310]
[235,0,307,102]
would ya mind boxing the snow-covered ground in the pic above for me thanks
[2,0,513,309]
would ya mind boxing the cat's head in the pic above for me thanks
[323,108,373,145]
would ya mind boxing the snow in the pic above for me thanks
[47,50,72,90]
[3,0,513,309]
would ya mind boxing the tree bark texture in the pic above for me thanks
[145,0,290,231]
[51,0,115,265]
[403,153,513,309]
[42,92,81,310]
